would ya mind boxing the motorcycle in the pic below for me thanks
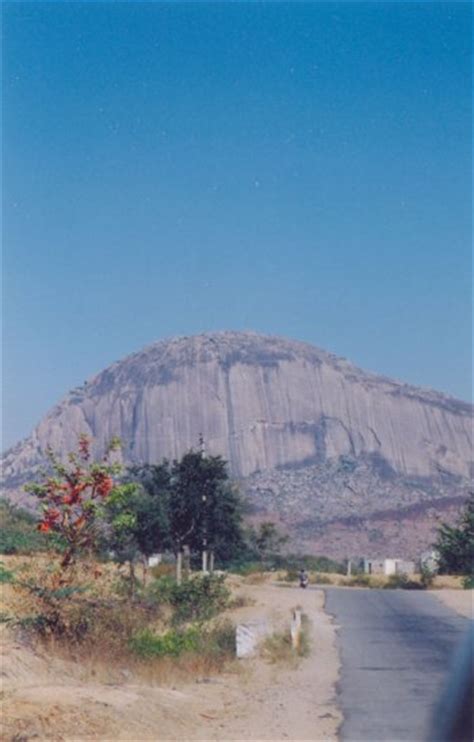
[299,573,309,589]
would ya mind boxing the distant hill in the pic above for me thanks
[2,331,472,558]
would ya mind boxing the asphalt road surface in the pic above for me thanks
[324,588,471,742]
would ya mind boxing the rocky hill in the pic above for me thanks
[2,332,472,558]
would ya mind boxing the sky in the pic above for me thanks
[2,1,472,450]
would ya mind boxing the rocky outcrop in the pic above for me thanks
[1,331,472,555]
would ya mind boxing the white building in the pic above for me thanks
[364,557,416,576]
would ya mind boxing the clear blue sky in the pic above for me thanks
[3,1,472,450]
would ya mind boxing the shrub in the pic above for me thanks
[351,574,371,587]
[0,562,15,583]
[435,493,474,576]
[147,573,230,624]
[462,574,474,590]
[229,561,264,576]
[228,593,254,609]
[268,554,344,574]
[420,567,435,589]
[340,574,372,587]
[171,574,230,623]
[198,620,235,660]
[130,620,235,661]
[383,574,424,590]
[311,573,332,585]
[263,631,294,664]
[0,499,50,555]
[145,575,175,605]
[130,626,200,657]
[280,569,333,585]
[263,613,311,664]
[150,562,175,579]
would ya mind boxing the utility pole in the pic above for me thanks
[202,493,208,573]
[199,433,206,455]
[200,434,208,573]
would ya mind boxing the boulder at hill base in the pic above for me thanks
[2,332,472,559]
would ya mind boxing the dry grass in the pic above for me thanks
[242,571,271,585]
[431,575,464,589]
[1,554,242,690]
[274,570,466,590]
[228,593,255,609]
[261,612,311,667]
[44,627,238,687]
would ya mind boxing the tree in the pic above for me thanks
[103,450,245,584]
[204,481,245,568]
[252,522,289,565]
[435,493,474,576]
[20,435,125,635]
[127,463,172,558]
[101,464,172,593]
[25,434,122,569]
[101,483,145,596]
[169,450,245,573]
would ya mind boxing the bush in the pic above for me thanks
[263,613,311,664]
[282,568,299,582]
[130,626,200,657]
[0,499,49,555]
[435,493,474,576]
[272,553,345,574]
[198,620,235,659]
[340,574,371,587]
[171,574,230,624]
[130,620,235,661]
[229,561,264,576]
[311,573,332,585]
[0,562,15,583]
[150,562,175,579]
[420,567,435,589]
[147,573,230,624]
[280,570,333,585]
[383,574,424,590]
[462,574,474,590]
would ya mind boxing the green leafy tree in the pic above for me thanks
[204,482,245,566]
[101,483,144,595]
[167,453,203,582]
[435,493,474,576]
[252,522,289,565]
[102,464,173,594]
[127,463,172,558]
[169,450,245,573]
[104,450,245,584]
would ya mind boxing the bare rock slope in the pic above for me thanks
[2,332,472,556]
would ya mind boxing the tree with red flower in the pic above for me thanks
[25,434,122,569]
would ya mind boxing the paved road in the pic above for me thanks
[324,588,471,742]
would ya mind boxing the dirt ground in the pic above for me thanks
[432,588,472,619]
[1,577,341,742]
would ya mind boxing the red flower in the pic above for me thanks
[97,475,113,498]
[38,521,51,533]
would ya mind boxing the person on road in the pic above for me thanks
[299,568,308,588]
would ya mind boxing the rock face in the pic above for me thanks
[2,331,472,557]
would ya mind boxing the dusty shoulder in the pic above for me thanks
[432,589,473,619]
